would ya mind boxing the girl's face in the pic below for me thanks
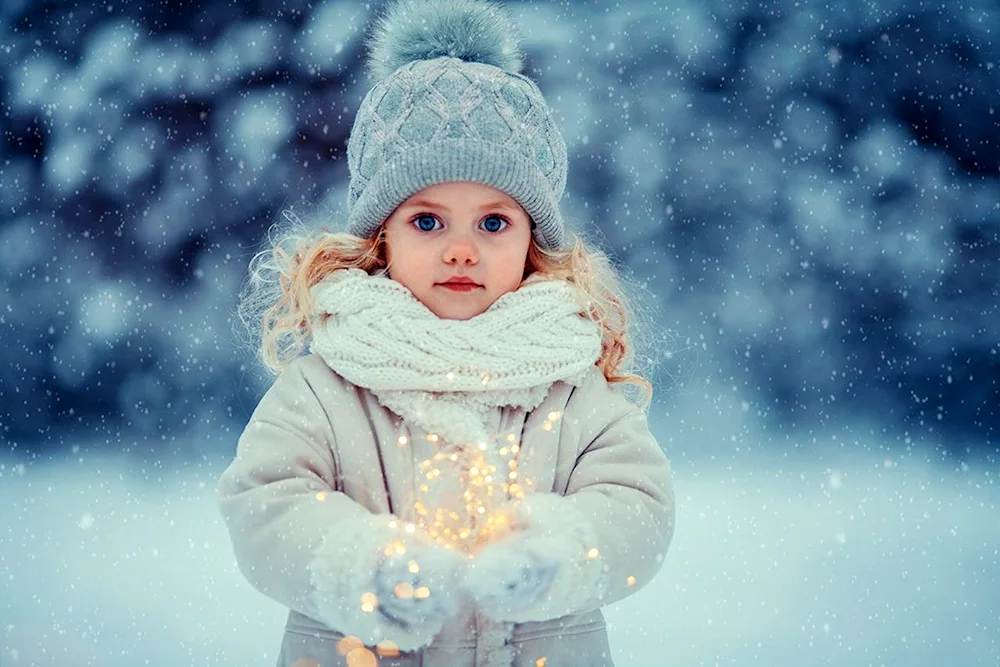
[383,181,533,320]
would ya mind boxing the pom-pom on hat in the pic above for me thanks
[344,0,570,250]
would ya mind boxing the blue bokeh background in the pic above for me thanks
[2,1,998,665]
[3,0,998,460]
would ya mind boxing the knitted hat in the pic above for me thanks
[344,0,570,251]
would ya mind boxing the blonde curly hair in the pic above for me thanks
[236,213,653,408]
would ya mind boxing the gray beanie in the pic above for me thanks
[344,0,570,251]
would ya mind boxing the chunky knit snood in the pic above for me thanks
[308,268,602,446]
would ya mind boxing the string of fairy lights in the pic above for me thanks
[310,406,634,667]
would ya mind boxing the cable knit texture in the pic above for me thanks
[345,0,571,250]
[308,268,602,446]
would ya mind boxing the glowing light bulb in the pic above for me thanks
[337,636,363,656]
[346,647,377,667]
[375,640,400,658]
[360,592,378,613]
[394,582,415,599]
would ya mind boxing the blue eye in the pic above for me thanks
[481,215,509,233]
[413,214,441,232]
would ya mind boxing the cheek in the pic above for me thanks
[498,247,529,285]
[385,247,431,291]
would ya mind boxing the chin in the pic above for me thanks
[435,307,484,320]
[428,300,487,320]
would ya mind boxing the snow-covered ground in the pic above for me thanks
[3,435,996,666]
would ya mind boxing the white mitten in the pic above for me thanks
[373,543,468,632]
[462,530,560,621]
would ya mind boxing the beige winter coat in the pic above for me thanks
[217,353,675,667]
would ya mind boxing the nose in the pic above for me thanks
[442,231,479,265]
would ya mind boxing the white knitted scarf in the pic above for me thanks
[308,268,602,446]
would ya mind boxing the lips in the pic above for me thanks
[437,277,483,291]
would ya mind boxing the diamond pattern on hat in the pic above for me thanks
[346,55,569,249]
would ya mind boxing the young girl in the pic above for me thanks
[217,1,675,666]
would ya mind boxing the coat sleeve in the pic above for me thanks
[497,366,676,623]
[215,358,447,651]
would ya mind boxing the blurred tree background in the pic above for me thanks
[2,0,998,463]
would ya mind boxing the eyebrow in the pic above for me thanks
[400,198,521,214]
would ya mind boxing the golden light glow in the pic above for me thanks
[397,435,408,446]
[407,560,420,574]
[383,539,407,558]
[414,586,431,599]
[446,371,456,381]
[547,410,562,421]
[315,491,327,502]
[536,658,548,667]
[360,591,377,613]
[346,647,377,667]
[627,575,637,587]
[587,548,600,559]
[375,640,400,658]
[393,582,414,599]
[405,427,534,552]
[337,636,363,656]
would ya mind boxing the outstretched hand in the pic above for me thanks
[373,543,467,632]
[462,530,561,620]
